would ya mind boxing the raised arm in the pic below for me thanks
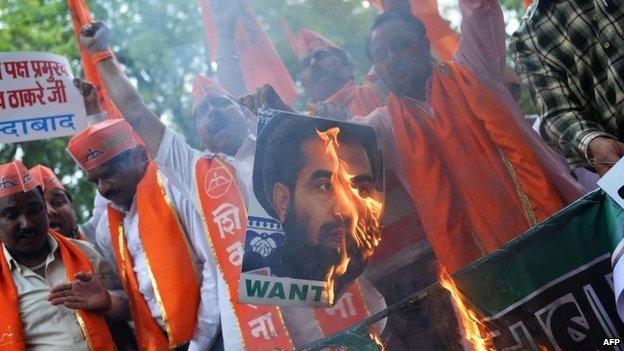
[212,0,248,97]
[78,22,164,158]
[454,0,506,80]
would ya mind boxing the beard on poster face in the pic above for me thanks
[281,208,361,281]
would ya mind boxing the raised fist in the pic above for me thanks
[238,84,292,116]
[73,78,102,115]
[78,21,110,54]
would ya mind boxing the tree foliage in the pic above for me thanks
[0,0,529,221]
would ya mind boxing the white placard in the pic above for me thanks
[0,52,87,142]
[597,157,624,209]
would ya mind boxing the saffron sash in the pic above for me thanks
[108,161,200,350]
[0,231,115,351]
[195,156,294,350]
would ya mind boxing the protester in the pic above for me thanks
[361,3,585,273]
[212,0,383,118]
[77,23,254,348]
[511,1,624,177]
[297,28,385,117]
[29,165,82,240]
[65,118,220,350]
[0,160,121,350]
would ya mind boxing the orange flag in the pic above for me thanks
[198,0,298,104]
[67,0,122,120]
[368,0,459,62]
[279,17,301,59]
[523,0,532,7]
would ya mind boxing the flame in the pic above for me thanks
[369,330,385,351]
[537,346,549,351]
[439,267,494,351]
[317,127,383,305]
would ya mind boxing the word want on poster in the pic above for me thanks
[0,52,87,142]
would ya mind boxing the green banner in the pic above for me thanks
[300,190,624,350]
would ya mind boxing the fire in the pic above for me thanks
[369,330,385,351]
[317,127,383,305]
[439,267,494,351]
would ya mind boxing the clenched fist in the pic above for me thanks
[79,21,110,54]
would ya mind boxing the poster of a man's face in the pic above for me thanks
[239,110,384,307]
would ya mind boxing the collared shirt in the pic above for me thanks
[95,170,220,351]
[155,128,255,351]
[511,0,624,168]
[3,235,117,351]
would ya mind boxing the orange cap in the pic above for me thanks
[67,119,138,171]
[0,161,40,199]
[29,165,65,191]
[299,28,340,59]
[192,75,230,112]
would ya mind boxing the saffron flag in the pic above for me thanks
[198,0,298,104]
[304,190,624,349]
[67,0,122,120]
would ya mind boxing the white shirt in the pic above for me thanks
[2,235,117,351]
[155,128,388,349]
[155,128,255,351]
[95,170,220,351]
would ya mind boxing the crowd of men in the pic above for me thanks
[1,0,622,350]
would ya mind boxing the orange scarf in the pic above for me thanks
[323,80,385,117]
[194,157,294,350]
[0,231,114,351]
[389,63,566,272]
[108,161,200,350]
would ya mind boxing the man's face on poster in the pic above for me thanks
[272,136,378,282]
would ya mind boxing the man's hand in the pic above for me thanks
[48,272,111,311]
[314,101,352,121]
[79,21,110,54]
[588,136,624,177]
[73,78,102,115]
[239,84,293,115]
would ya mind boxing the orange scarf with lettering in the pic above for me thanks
[320,80,384,117]
[108,161,200,350]
[0,231,114,351]
[388,63,566,272]
[194,157,294,350]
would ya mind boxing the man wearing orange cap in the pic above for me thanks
[297,28,385,118]
[361,5,586,274]
[64,118,221,350]
[78,21,306,350]
[0,160,121,350]
[29,165,83,240]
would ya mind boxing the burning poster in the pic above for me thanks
[302,190,624,350]
[238,110,385,309]
[0,52,87,142]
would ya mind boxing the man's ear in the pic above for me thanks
[272,183,291,222]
